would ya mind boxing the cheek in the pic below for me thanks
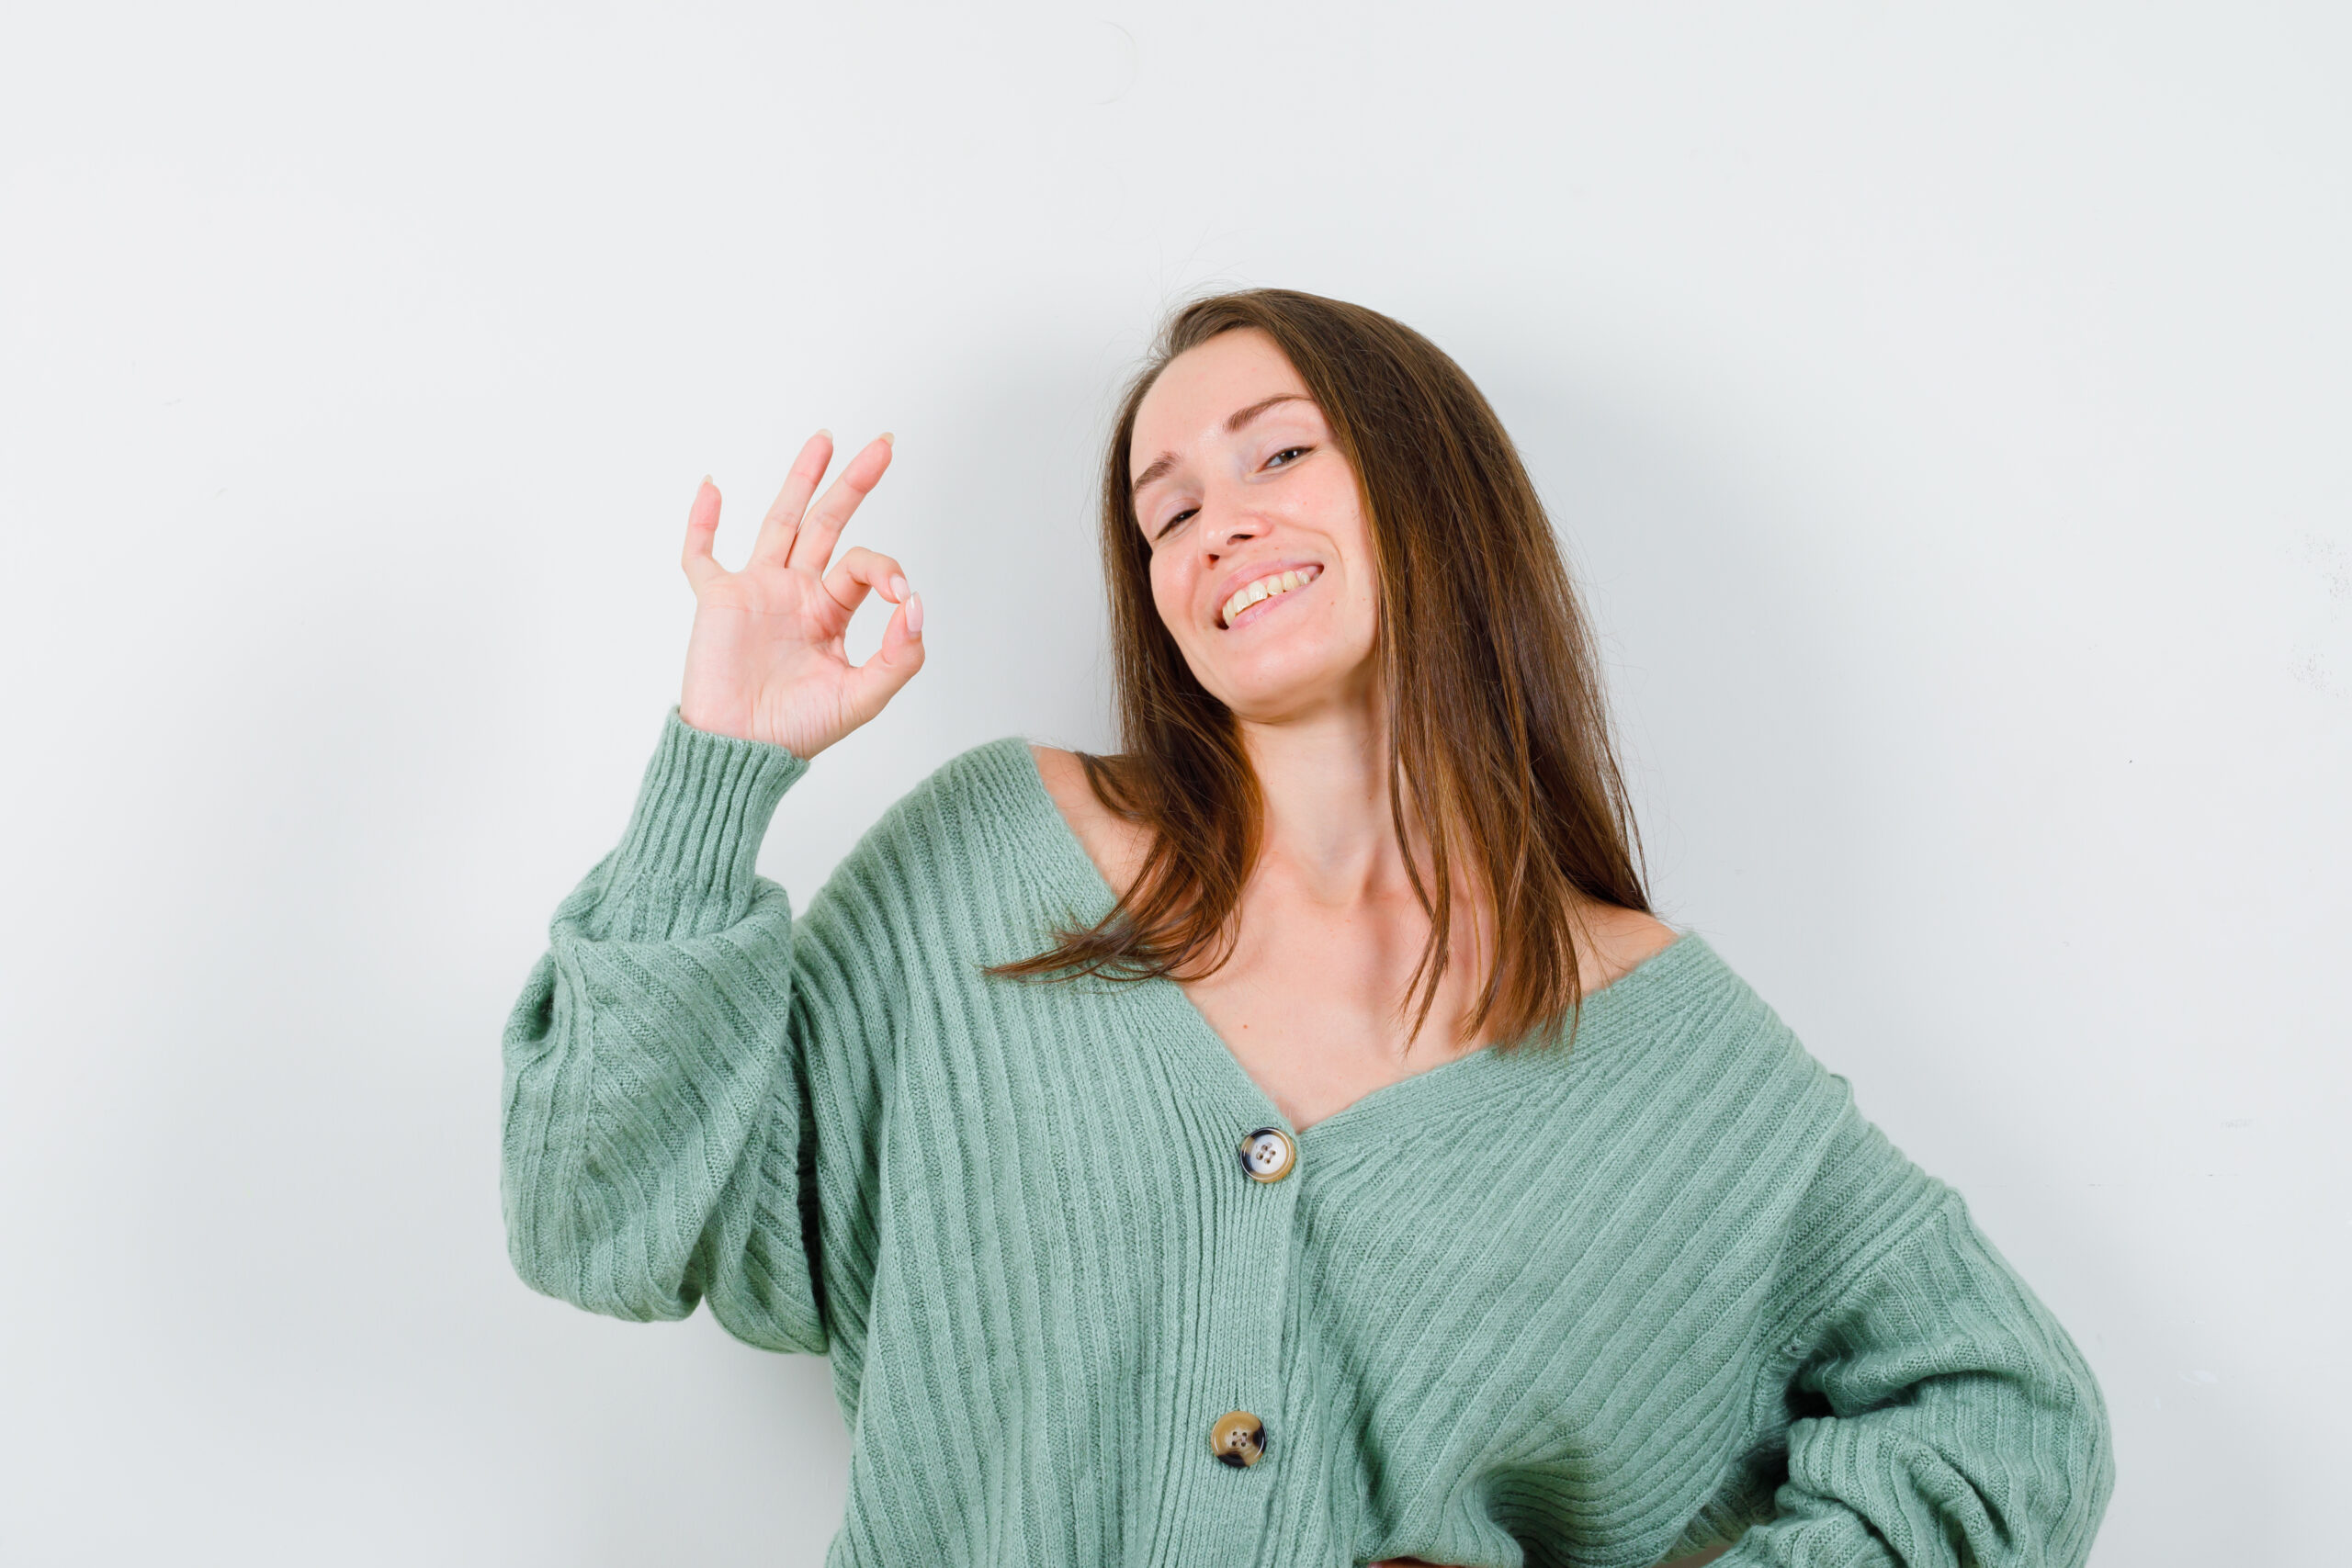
[1294,465,1368,543]
[1148,557,1191,630]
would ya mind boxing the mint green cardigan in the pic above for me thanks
[501,711,2114,1567]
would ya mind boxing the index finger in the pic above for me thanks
[785,434,894,574]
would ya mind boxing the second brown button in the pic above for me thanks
[1208,1409,1269,1467]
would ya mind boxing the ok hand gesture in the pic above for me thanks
[676,431,924,759]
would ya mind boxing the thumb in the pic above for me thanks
[843,591,925,725]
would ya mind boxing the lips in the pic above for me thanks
[1216,560,1325,630]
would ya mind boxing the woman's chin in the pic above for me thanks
[1202,646,1377,723]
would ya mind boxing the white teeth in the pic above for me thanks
[1220,564,1321,627]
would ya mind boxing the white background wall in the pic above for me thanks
[2,3,2344,1562]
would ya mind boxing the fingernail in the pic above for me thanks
[700,473,714,491]
[878,431,895,447]
[891,573,909,600]
[815,427,832,442]
[906,592,923,636]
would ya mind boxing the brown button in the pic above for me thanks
[1208,1409,1269,1467]
[1237,1126,1296,1183]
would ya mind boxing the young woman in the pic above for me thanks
[501,289,2114,1568]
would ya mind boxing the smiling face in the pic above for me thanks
[1128,328,1382,723]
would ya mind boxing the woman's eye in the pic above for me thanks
[1266,446,1310,468]
[1156,506,1197,540]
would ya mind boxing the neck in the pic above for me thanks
[1231,672,1457,915]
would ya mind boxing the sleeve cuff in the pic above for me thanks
[607,707,811,909]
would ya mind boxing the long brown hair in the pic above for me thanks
[985,287,1650,1058]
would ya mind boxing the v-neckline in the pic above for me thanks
[994,736,1702,1147]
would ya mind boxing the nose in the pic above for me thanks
[1200,492,1266,558]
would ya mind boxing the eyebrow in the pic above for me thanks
[1129,393,1314,498]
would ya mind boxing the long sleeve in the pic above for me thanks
[499,708,900,1356]
[1722,1082,2117,1568]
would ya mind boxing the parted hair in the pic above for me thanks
[984,287,1650,1057]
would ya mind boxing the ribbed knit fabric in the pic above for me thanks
[501,710,2116,1568]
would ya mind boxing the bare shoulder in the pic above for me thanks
[1577,900,1682,992]
[1024,742,1104,833]
[1025,741,1149,897]
[1024,741,1086,804]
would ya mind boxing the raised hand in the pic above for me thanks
[676,430,924,758]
